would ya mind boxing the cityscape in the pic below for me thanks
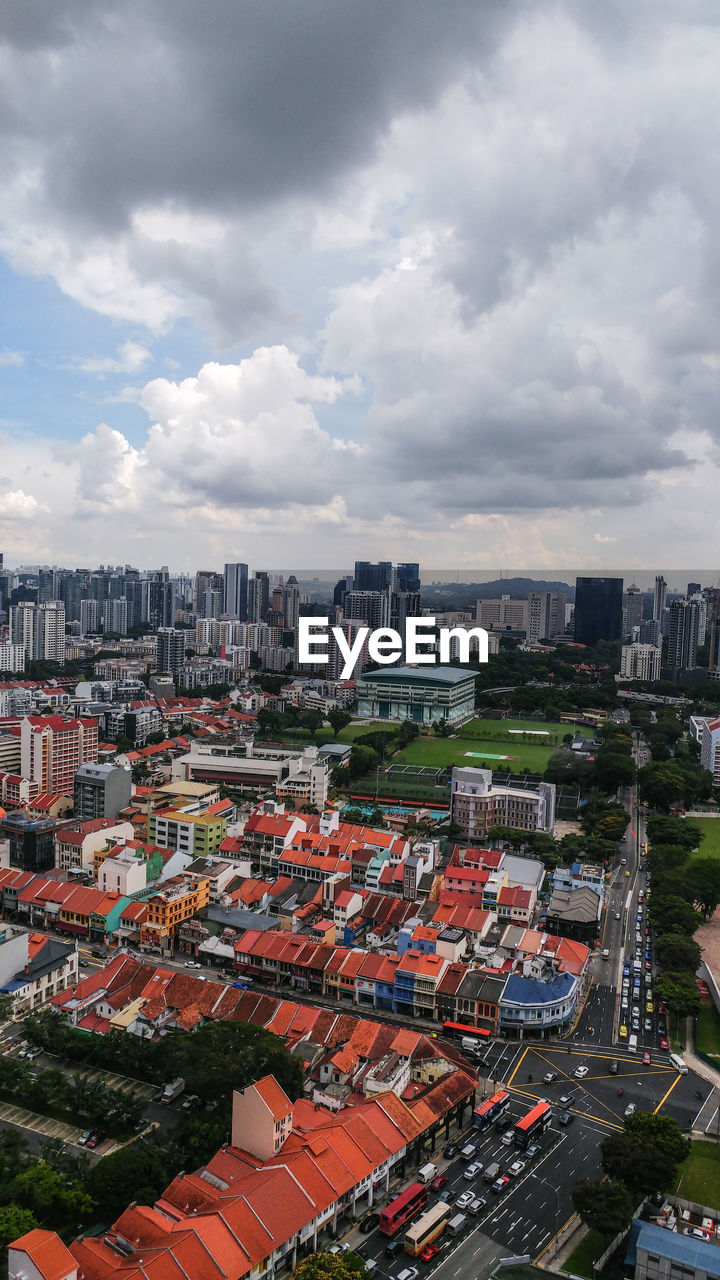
[2,5,720,1280]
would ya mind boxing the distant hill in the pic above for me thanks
[421,577,574,609]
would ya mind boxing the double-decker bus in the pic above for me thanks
[442,1020,492,1042]
[472,1089,510,1131]
[513,1100,552,1149]
[404,1202,452,1256]
[379,1182,428,1237]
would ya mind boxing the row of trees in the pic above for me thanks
[573,1112,690,1244]
[0,1057,143,1136]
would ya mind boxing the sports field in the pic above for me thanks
[686,816,720,862]
[393,717,585,773]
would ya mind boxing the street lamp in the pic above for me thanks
[531,1173,562,1255]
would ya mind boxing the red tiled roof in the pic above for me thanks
[8,1229,77,1280]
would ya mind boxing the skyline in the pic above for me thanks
[2,3,720,568]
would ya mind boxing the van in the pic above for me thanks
[628,1034,638,1053]
[448,1214,467,1237]
[483,1162,501,1184]
[669,1053,688,1075]
[385,1240,403,1258]
[460,1143,477,1162]
[417,1162,437,1184]
[602,949,610,959]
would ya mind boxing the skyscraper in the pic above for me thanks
[250,572,270,623]
[666,599,700,673]
[157,627,185,675]
[653,575,667,635]
[527,591,567,643]
[353,561,394,592]
[223,563,249,620]
[622,584,644,636]
[708,589,720,682]
[573,577,623,645]
[282,575,300,631]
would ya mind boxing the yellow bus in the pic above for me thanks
[404,1202,452,1256]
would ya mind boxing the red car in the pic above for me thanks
[420,1244,440,1262]
[659,1036,669,1050]
[430,1173,448,1191]
[658,1003,666,1016]
[643,1051,651,1065]
[492,1176,510,1194]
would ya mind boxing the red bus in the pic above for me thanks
[473,1089,510,1131]
[513,1100,552,1149]
[442,1021,492,1041]
[379,1182,428,1237]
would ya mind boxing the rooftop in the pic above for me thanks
[356,665,476,686]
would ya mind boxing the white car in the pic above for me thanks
[463,1163,482,1180]
[500,1131,514,1145]
[508,1160,526,1177]
[184,960,202,969]
[573,1065,589,1079]
[543,1072,557,1084]
[624,1103,636,1118]
[456,1191,475,1210]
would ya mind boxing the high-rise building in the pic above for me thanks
[282,575,300,631]
[396,563,421,593]
[527,591,567,643]
[194,570,222,613]
[353,561,393,593]
[37,568,59,604]
[202,589,224,620]
[666,599,700,672]
[573,577,623,645]
[102,597,129,635]
[620,644,661,681]
[333,575,354,610]
[20,715,99,794]
[145,576,176,630]
[157,627,186,675]
[653,575,667,636]
[80,599,100,634]
[622,584,644,636]
[74,761,132,820]
[707,589,720,681]
[687,582,701,598]
[250,572,270,623]
[10,601,66,663]
[639,617,661,647]
[223,563,249,621]
[343,590,389,629]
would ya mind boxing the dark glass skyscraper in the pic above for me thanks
[574,576,623,645]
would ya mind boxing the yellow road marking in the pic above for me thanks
[506,1045,530,1086]
[534,1211,578,1264]
[654,1074,682,1114]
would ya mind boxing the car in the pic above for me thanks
[184,960,201,969]
[134,1117,152,1132]
[500,1130,514,1145]
[615,911,621,920]
[328,1243,351,1255]
[683,1229,711,1241]
[573,1065,589,1079]
[495,1115,512,1132]
[492,1176,510,1194]
[508,1160,526,1177]
[77,1129,93,1147]
[625,870,630,877]
[443,1143,458,1159]
[543,1072,557,1084]
[619,1024,628,1039]
[609,1060,619,1074]
[430,1173,448,1191]
[182,1094,200,1110]
[620,997,629,1010]
[463,1163,482,1181]
[86,1132,100,1149]
[457,1191,475,1210]
[25,1047,42,1061]
[359,1213,379,1235]
[643,1051,651,1065]
[644,1018,653,1033]
[385,1240,403,1258]
[646,1000,654,1013]
[624,1103,636,1118]
[420,1244,440,1262]
[659,1036,669,1050]
[658,1002,666,1015]
[397,1268,419,1280]
[559,1092,575,1106]
[526,1144,541,1159]
[559,1111,574,1126]
[438,1189,455,1205]
[469,1197,486,1215]
[79,959,89,967]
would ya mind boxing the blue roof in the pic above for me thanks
[501,971,576,1007]
[626,1221,720,1277]
[356,665,476,686]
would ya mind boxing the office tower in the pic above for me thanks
[223,563,249,621]
[639,618,661,647]
[194,570,222,613]
[573,577,623,645]
[527,591,567,643]
[687,582,701,598]
[620,644,661,681]
[353,561,393,592]
[62,569,91,623]
[157,627,185,675]
[653,575,667,636]
[282,575,300,631]
[476,595,529,632]
[343,590,389,629]
[250,572,270,623]
[333,575,353,610]
[666,599,700,672]
[37,568,59,604]
[396,563,421,593]
[622,584,644,636]
[708,589,720,681]
[80,599,100,634]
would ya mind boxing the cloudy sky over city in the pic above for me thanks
[1,0,720,572]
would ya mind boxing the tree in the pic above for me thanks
[601,1132,677,1201]
[685,858,720,920]
[648,895,700,938]
[572,1178,634,1242]
[11,1162,92,1229]
[0,1204,38,1249]
[115,732,132,753]
[654,934,702,976]
[327,709,352,737]
[292,1254,367,1280]
[638,763,688,811]
[300,710,324,738]
[594,813,630,841]
[593,752,636,793]
[624,1114,690,1166]
[646,817,702,852]
[655,972,701,1020]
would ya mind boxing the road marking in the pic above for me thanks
[506,1045,530,1086]
[654,1074,683,1114]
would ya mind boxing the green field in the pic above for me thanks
[393,717,586,773]
[676,1141,720,1210]
[695,1002,720,1066]
[686,816,720,862]
[562,1229,606,1278]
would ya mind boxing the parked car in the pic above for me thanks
[328,1243,351,1255]
[77,1129,93,1147]
[86,1133,101,1149]
[443,1144,458,1159]
[683,1229,711,1241]
[526,1144,541,1159]
[359,1213,379,1235]
[184,960,202,969]
[463,1163,482,1181]
[492,1176,510,1194]
[469,1197,486,1215]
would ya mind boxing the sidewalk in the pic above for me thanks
[684,1016,720,1089]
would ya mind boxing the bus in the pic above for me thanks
[379,1182,428,1237]
[442,1021,492,1043]
[513,1100,552,1149]
[404,1202,452,1256]
[473,1089,511,1131]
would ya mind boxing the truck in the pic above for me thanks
[161,1077,185,1103]
[417,1163,437,1184]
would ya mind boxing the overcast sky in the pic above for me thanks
[1,0,720,572]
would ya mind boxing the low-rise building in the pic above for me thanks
[0,923,79,1018]
[450,767,556,838]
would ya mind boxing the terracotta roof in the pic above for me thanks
[253,1075,292,1122]
[8,1229,77,1280]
